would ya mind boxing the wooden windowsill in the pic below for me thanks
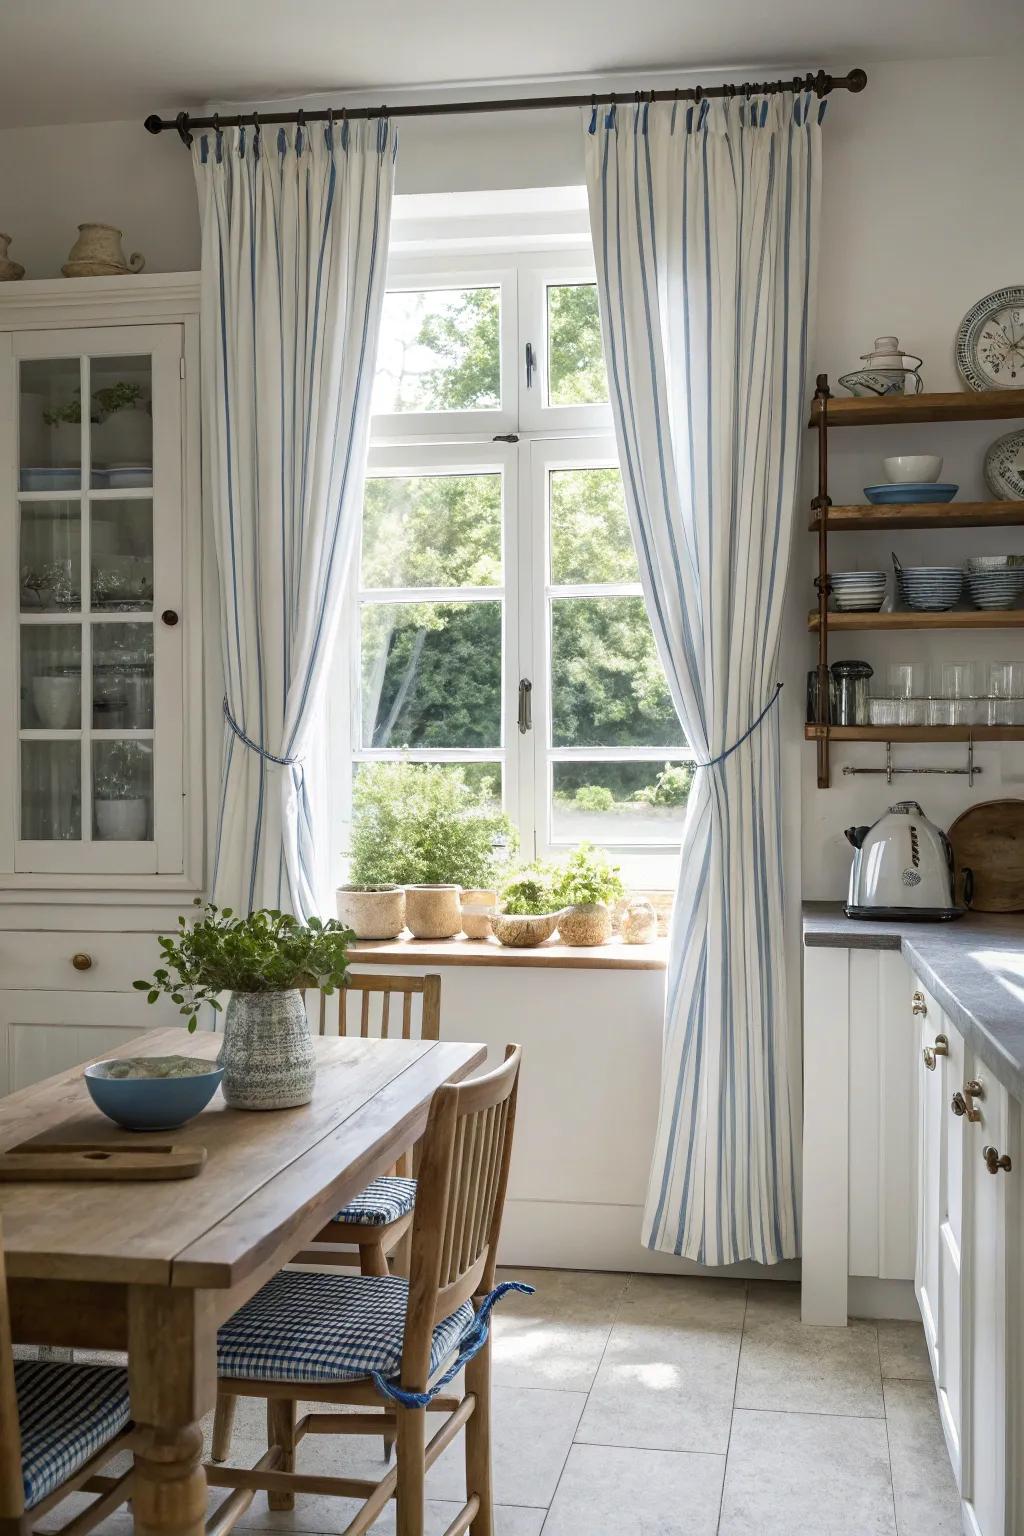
[349,934,669,971]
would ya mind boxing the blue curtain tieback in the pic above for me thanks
[694,682,783,770]
[222,697,302,767]
[371,1281,534,1408]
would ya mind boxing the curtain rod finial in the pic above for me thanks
[143,114,163,135]
[847,67,868,93]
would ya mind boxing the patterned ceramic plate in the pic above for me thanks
[955,286,1024,391]
[984,429,1024,501]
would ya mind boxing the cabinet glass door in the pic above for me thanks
[9,326,183,875]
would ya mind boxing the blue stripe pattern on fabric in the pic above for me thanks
[582,96,823,1266]
[192,119,396,918]
[16,1360,131,1509]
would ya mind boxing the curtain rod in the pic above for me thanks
[145,67,867,146]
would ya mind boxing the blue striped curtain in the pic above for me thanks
[193,120,396,917]
[584,95,823,1264]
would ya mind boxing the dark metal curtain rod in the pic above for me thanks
[145,66,867,146]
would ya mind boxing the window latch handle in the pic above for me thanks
[518,678,533,734]
[525,341,536,389]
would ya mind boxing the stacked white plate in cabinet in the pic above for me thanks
[829,570,887,611]
[964,565,1024,610]
[895,564,963,611]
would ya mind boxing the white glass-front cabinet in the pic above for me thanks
[0,292,201,887]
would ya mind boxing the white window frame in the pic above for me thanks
[331,232,686,890]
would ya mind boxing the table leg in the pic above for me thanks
[128,1287,216,1536]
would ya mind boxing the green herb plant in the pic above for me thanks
[552,842,624,909]
[95,739,149,800]
[632,762,694,807]
[43,382,147,427]
[134,900,353,1031]
[349,760,517,888]
[498,864,559,916]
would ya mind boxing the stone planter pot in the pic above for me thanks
[218,989,316,1110]
[95,797,147,841]
[622,898,658,944]
[460,888,497,940]
[404,885,462,940]
[491,912,560,948]
[558,902,612,947]
[335,884,406,940]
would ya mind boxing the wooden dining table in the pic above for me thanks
[0,1025,485,1536]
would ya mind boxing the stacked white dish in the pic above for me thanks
[964,556,1024,611]
[830,570,887,611]
[896,565,963,611]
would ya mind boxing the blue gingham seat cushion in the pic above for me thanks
[217,1269,474,1386]
[15,1360,131,1509]
[332,1174,417,1228]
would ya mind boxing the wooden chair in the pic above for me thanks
[211,971,443,1469]
[0,1222,137,1536]
[206,1043,523,1536]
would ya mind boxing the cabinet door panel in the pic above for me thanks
[0,989,184,1095]
[938,1012,965,1480]
[916,986,944,1366]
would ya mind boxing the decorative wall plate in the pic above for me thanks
[984,428,1024,501]
[955,286,1024,390]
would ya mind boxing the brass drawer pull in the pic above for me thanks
[912,991,928,1018]
[71,953,93,972]
[951,1080,984,1123]
[923,1034,948,1070]
[983,1146,1012,1175]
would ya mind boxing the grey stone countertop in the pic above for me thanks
[804,902,1024,1104]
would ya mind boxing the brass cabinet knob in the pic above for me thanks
[983,1146,1012,1175]
[912,991,928,1018]
[71,952,93,971]
[952,1080,984,1123]
[923,1034,948,1070]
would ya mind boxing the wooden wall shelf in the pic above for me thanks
[805,725,1024,744]
[810,501,1024,531]
[808,609,1024,632]
[808,388,1024,428]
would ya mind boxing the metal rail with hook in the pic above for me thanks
[841,739,982,787]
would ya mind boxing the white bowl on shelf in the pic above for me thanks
[883,455,943,484]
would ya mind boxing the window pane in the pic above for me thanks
[93,739,153,841]
[550,467,637,585]
[21,625,82,729]
[93,623,154,730]
[361,601,501,749]
[22,740,81,840]
[91,499,153,610]
[550,595,682,749]
[552,761,691,843]
[20,501,81,612]
[361,473,502,589]
[20,357,82,490]
[372,287,500,413]
[547,284,608,405]
[354,760,503,811]
[89,355,153,489]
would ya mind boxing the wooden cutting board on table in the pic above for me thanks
[948,799,1024,912]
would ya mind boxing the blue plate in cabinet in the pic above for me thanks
[863,482,959,505]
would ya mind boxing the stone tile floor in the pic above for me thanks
[49,1270,962,1536]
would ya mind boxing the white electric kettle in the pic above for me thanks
[844,801,971,921]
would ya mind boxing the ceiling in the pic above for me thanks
[1,0,1021,129]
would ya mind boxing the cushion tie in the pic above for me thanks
[371,1281,534,1408]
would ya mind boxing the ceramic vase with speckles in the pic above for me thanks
[218,989,316,1110]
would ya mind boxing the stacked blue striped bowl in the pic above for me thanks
[830,570,887,611]
[964,557,1024,611]
[897,566,963,611]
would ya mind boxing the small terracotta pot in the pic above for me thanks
[491,911,560,948]
[404,885,462,939]
[460,888,497,939]
[558,902,612,946]
[336,885,406,940]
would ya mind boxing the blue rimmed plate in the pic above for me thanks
[865,482,959,505]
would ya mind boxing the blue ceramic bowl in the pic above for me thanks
[84,1059,223,1131]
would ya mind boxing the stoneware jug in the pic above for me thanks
[217,989,317,1110]
[0,234,24,281]
[62,224,145,278]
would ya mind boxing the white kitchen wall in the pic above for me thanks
[3,55,1021,904]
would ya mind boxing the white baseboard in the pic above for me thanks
[497,1198,801,1282]
[847,1276,920,1320]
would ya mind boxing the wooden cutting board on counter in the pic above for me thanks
[948,799,1024,912]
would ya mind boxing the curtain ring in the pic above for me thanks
[327,107,334,132]
[174,110,193,149]
[694,85,703,103]
[743,83,751,101]
[296,108,305,129]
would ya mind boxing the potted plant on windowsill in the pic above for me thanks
[343,761,516,940]
[492,865,562,948]
[134,901,352,1110]
[552,842,625,946]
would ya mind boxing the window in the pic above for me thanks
[341,240,690,882]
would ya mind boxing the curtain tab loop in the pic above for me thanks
[223,698,302,767]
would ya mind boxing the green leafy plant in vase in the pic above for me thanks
[492,862,562,948]
[94,739,150,841]
[345,760,517,939]
[551,842,624,946]
[134,900,353,1109]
